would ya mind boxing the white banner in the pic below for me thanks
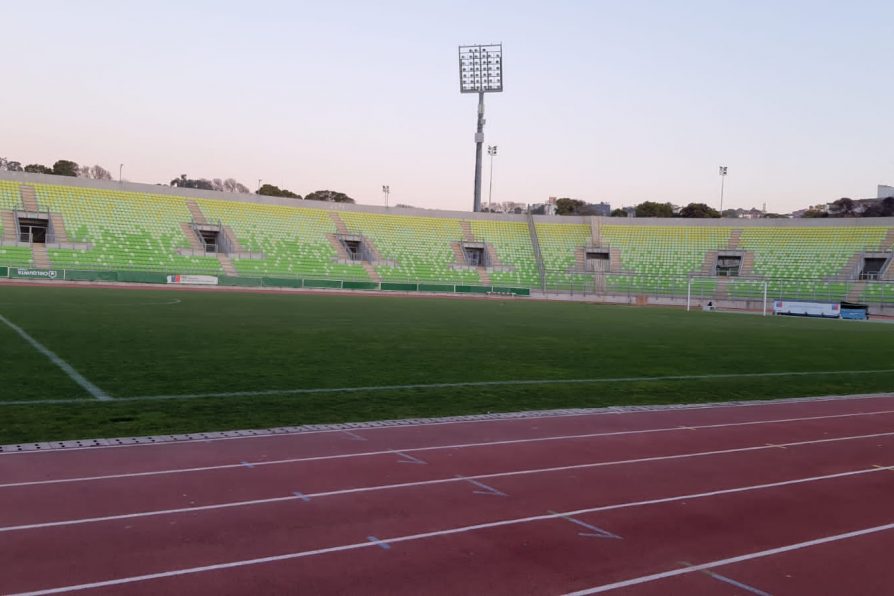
[166,274,219,285]
[773,300,840,318]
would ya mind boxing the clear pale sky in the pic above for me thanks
[2,1,892,212]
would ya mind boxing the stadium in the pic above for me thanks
[3,3,894,594]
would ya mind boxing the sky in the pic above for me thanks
[2,0,893,213]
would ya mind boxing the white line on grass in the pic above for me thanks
[3,409,894,489]
[0,314,110,401]
[3,429,892,533]
[3,369,894,407]
[12,466,891,595]
[564,521,894,594]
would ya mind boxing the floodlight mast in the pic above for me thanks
[459,44,503,212]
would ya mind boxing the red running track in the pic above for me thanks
[3,395,894,595]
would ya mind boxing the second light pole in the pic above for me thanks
[487,145,497,212]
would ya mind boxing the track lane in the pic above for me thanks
[4,430,894,594]
[4,411,894,528]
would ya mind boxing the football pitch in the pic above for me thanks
[1,285,893,444]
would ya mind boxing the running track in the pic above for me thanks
[3,395,894,595]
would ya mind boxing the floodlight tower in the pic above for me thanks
[718,166,728,215]
[459,44,503,212]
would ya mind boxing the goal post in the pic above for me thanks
[687,276,769,316]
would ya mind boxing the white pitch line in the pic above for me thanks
[0,314,110,401]
[4,369,894,407]
[11,466,891,596]
[3,429,894,533]
[564,520,894,595]
[5,408,894,489]
[89,368,894,401]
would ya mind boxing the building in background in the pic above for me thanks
[879,184,894,198]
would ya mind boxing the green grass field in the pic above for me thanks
[1,285,893,444]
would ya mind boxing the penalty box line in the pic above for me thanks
[0,313,110,401]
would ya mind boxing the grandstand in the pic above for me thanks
[1,171,893,309]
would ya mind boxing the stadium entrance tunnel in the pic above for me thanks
[17,216,49,244]
[715,254,742,277]
[859,256,890,280]
[585,249,610,272]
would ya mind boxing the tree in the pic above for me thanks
[24,163,53,174]
[257,184,301,198]
[222,178,250,193]
[80,164,112,180]
[679,203,720,218]
[554,197,586,215]
[0,158,23,172]
[634,201,674,218]
[863,197,894,217]
[610,208,628,217]
[829,197,856,217]
[802,208,828,218]
[721,209,739,219]
[304,190,355,204]
[170,175,214,190]
[52,160,80,177]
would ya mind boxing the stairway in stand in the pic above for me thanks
[31,244,51,269]
[217,254,237,276]
[20,186,39,211]
[361,262,381,283]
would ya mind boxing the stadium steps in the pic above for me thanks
[48,213,69,243]
[728,229,742,249]
[361,261,381,282]
[450,241,466,265]
[477,266,491,285]
[220,225,245,253]
[700,251,719,275]
[609,247,623,273]
[460,221,475,242]
[326,233,351,260]
[1,211,17,241]
[19,185,39,211]
[590,217,600,245]
[526,214,546,289]
[31,244,51,269]
[329,212,350,235]
[217,254,237,276]
[484,242,504,267]
[186,200,208,225]
[715,278,731,300]
[574,246,587,271]
[740,252,756,276]
[847,281,867,302]
[837,252,864,280]
[180,222,205,251]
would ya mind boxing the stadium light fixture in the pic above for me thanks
[382,185,390,208]
[487,145,498,211]
[719,166,728,216]
[459,43,503,212]
[119,163,123,184]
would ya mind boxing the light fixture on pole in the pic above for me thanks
[459,43,503,212]
[382,185,390,208]
[718,166,728,215]
[257,179,262,194]
[119,163,124,184]
[487,145,498,212]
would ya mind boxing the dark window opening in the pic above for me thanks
[860,257,888,280]
[18,218,48,244]
[585,250,610,272]
[344,240,362,260]
[715,255,741,277]
[464,246,485,267]
[199,230,219,254]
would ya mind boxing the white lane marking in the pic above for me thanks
[47,368,894,403]
[565,520,894,595]
[3,430,893,534]
[678,561,771,596]
[5,407,894,488]
[2,391,892,455]
[12,466,890,595]
[0,314,110,401]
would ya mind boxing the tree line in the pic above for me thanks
[804,197,894,218]
[556,198,723,218]
[0,156,355,204]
